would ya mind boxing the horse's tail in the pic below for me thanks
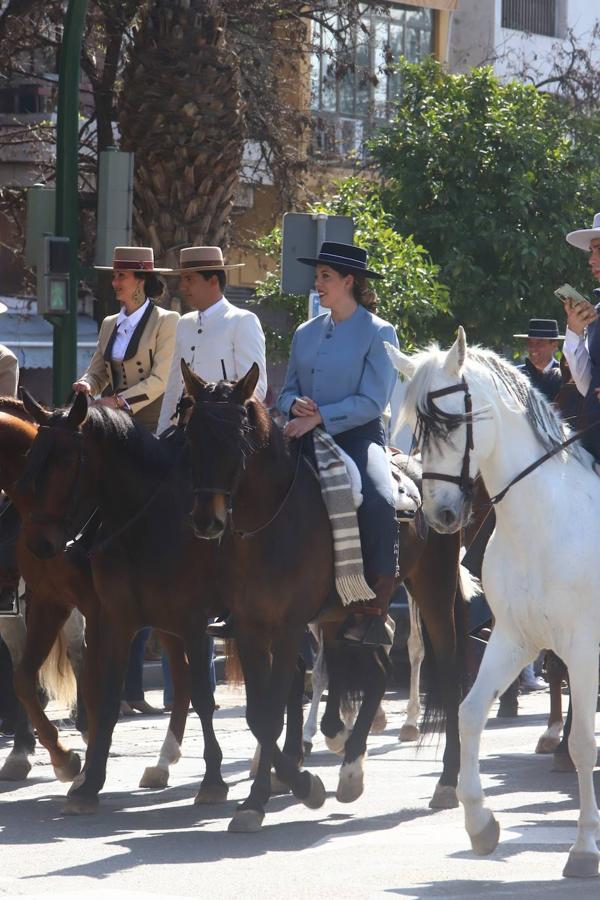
[39,617,79,713]
[224,639,244,687]
[419,563,471,740]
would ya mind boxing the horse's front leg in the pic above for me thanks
[64,612,133,814]
[536,651,564,754]
[0,618,35,780]
[139,630,191,790]
[457,626,530,855]
[11,597,81,782]
[186,628,228,805]
[561,643,600,878]
[399,590,423,743]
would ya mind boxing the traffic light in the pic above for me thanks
[37,235,70,315]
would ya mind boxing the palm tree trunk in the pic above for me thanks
[118,0,245,258]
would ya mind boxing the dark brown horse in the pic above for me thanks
[0,398,192,800]
[181,362,469,821]
[19,390,308,820]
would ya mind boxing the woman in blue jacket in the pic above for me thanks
[278,241,399,644]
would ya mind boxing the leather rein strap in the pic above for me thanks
[419,376,600,508]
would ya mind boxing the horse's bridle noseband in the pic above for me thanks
[419,377,475,500]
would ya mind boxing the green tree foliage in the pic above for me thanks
[255,178,449,358]
[370,58,600,348]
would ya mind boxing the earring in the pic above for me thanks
[133,280,146,306]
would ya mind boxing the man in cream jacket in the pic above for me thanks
[156,246,267,435]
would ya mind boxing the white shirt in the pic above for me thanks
[111,299,150,361]
[156,297,267,434]
[563,326,592,397]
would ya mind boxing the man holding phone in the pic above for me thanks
[561,213,600,457]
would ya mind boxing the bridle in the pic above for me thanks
[188,399,302,540]
[418,377,475,501]
[416,372,600,509]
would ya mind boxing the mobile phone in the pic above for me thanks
[554,283,589,306]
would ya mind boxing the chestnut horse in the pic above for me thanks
[0,398,191,797]
[19,391,306,819]
[181,361,470,824]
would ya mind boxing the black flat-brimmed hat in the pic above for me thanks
[513,318,564,340]
[297,241,383,280]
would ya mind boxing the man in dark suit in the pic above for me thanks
[514,318,563,403]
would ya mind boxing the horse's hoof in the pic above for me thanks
[53,751,81,783]
[0,756,32,781]
[399,724,420,743]
[552,753,576,773]
[325,726,350,756]
[139,766,169,789]
[228,809,264,833]
[536,735,561,754]
[370,707,387,735]
[270,773,291,795]
[336,757,364,804]
[470,814,500,855]
[497,703,518,718]
[563,851,600,878]
[194,782,229,805]
[303,741,312,757]
[429,783,458,809]
[62,795,99,815]
[302,773,326,810]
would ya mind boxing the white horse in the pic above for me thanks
[388,328,600,879]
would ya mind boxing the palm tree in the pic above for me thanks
[118,0,245,257]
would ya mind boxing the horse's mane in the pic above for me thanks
[0,397,31,420]
[48,405,178,477]
[401,343,586,463]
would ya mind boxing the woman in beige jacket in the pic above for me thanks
[73,246,178,432]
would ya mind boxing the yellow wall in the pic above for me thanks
[230,3,448,291]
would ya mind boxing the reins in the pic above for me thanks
[419,374,600,509]
[228,441,303,539]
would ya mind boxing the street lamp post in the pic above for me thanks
[50,0,89,404]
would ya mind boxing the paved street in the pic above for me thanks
[0,684,598,899]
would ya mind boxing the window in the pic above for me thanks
[501,0,557,38]
[311,4,434,159]
[0,84,51,116]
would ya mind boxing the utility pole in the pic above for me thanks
[50,0,89,404]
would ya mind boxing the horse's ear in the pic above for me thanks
[66,391,89,428]
[385,342,416,379]
[181,359,206,399]
[444,326,467,377]
[231,363,260,404]
[19,387,51,425]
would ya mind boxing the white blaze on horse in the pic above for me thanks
[387,328,600,880]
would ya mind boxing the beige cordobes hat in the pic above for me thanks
[95,246,172,273]
[168,246,244,274]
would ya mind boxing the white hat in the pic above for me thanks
[168,246,244,274]
[566,213,600,251]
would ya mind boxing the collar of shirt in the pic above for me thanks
[116,298,150,336]
[197,296,226,324]
[542,358,557,373]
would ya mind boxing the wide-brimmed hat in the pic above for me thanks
[513,318,564,340]
[168,246,244,274]
[94,246,171,273]
[297,241,383,280]
[566,213,600,252]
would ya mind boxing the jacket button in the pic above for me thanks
[190,346,195,351]
[198,328,203,334]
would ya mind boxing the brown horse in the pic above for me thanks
[181,362,469,823]
[18,390,307,819]
[0,398,191,797]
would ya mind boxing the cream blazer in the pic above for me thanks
[79,302,179,428]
